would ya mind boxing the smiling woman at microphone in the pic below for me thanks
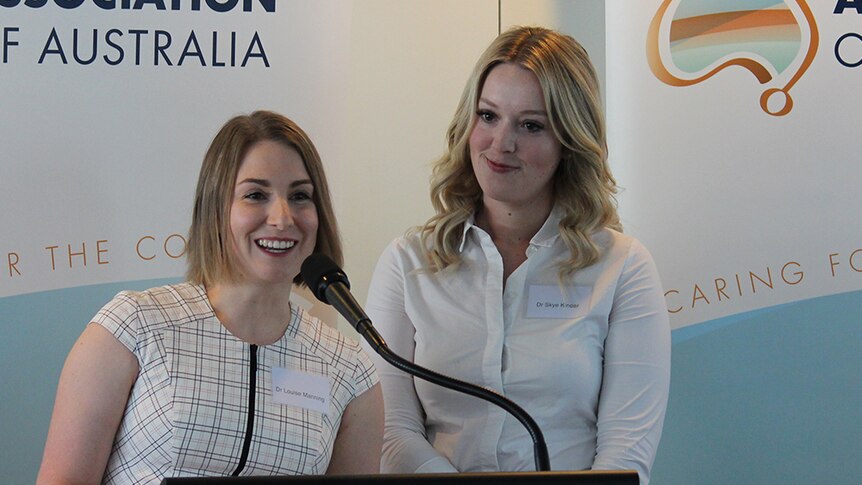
[37,111,383,484]
[365,27,670,484]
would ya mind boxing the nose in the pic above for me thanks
[267,197,293,230]
[490,123,516,153]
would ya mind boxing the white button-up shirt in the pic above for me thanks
[365,208,670,484]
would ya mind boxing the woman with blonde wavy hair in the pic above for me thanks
[366,26,670,484]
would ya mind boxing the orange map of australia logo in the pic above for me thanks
[647,0,818,116]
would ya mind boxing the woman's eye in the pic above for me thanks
[290,191,313,202]
[523,121,544,132]
[243,191,267,201]
[477,110,496,123]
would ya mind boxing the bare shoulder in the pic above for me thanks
[326,383,384,475]
[36,323,138,484]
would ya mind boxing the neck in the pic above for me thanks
[476,197,554,246]
[207,281,294,345]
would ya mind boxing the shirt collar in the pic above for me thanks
[459,204,563,252]
[458,214,478,253]
[531,204,563,247]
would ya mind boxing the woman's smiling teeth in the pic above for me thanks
[256,239,296,252]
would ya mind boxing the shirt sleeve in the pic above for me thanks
[364,239,459,473]
[592,239,671,485]
[350,341,381,398]
[91,291,142,355]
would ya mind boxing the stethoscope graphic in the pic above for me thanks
[647,0,818,116]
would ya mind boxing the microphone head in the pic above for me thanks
[300,253,350,304]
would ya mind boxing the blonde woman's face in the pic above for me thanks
[469,63,562,212]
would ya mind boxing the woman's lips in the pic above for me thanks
[486,157,517,173]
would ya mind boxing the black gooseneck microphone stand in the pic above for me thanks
[301,254,551,472]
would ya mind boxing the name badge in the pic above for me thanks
[271,367,331,414]
[526,284,592,319]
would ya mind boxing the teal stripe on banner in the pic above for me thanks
[0,278,180,483]
[652,289,862,485]
[670,301,797,345]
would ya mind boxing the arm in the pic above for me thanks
[326,383,384,475]
[365,240,458,473]
[36,323,138,485]
[592,240,671,485]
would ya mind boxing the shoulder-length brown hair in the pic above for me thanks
[186,110,342,287]
[421,26,621,275]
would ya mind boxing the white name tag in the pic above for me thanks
[526,284,592,319]
[271,368,331,414]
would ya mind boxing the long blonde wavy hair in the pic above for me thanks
[420,26,621,276]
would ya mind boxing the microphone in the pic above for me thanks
[300,253,386,352]
[300,253,551,472]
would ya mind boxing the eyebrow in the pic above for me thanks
[478,97,548,117]
[236,178,313,188]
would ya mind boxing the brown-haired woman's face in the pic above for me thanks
[228,140,318,285]
[469,63,562,210]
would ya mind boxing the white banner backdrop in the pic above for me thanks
[1,0,357,299]
[608,0,862,330]
[607,1,862,483]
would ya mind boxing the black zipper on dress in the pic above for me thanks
[232,344,258,476]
